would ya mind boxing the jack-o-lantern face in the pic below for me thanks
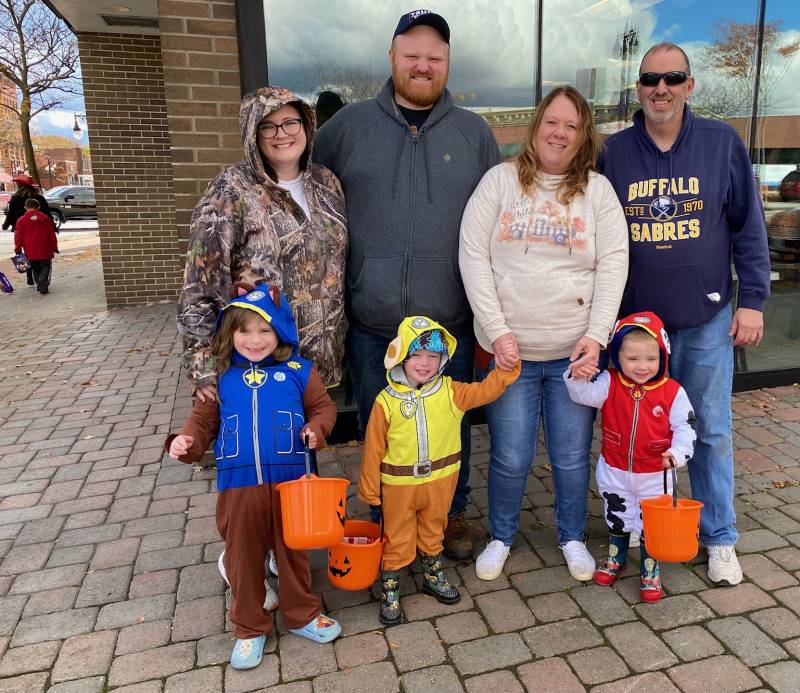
[336,498,345,527]
[329,554,352,578]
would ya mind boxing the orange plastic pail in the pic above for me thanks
[328,519,385,591]
[277,474,350,550]
[640,468,704,563]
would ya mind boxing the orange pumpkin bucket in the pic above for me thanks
[640,467,704,563]
[328,518,385,591]
[277,443,349,550]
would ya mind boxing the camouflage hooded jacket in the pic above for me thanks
[178,86,348,390]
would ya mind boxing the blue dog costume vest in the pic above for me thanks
[213,284,313,490]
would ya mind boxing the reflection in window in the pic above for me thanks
[263,0,535,157]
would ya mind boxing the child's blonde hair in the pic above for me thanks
[212,306,292,379]
[621,328,659,348]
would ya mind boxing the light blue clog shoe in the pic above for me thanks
[230,634,266,669]
[289,613,342,644]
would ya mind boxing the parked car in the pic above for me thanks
[44,185,97,228]
[779,165,800,202]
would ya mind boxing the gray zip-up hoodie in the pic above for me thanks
[313,78,499,338]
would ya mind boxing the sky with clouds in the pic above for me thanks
[263,0,799,115]
[25,0,800,148]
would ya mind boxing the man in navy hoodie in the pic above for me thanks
[601,42,770,586]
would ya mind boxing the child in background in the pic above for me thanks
[359,316,520,626]
[13,198,58,294]
[166,283,341,669]
[564,311,696,602]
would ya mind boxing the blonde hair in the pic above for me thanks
[621,329,659,347]
[212,307,292,379]
[516,85,601,205]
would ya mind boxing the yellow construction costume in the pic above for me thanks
[358,316,520,571]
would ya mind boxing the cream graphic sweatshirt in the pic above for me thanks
[459,162,629,361]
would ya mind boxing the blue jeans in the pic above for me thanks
[667,303,737,547]
[482,357,594,545]
[346,324,475,518]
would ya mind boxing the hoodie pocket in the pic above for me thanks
[349,255,405,330]
[627,263,727,327]
[407,256,466,324]
[215,414,239,460]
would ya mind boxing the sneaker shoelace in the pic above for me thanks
[562,542,590,563]
[482,540,509,561]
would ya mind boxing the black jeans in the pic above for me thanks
[30,260,52,293]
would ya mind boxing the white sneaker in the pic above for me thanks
[629,532,640,548]
[707,545,743,586]
[561,540,596,581]
[268,549,279,577]
[476,540,511,580]
[219,550,280,610]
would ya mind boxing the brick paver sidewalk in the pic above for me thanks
[1,303,800,692]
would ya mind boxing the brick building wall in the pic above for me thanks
[78,32,182,306]
[156,0,242,258]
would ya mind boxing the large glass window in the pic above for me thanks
[263,0,536,156]
[261,0,800,382]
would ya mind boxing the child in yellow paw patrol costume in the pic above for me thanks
[358,316,520,626]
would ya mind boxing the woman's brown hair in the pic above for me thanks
[516,85,601,205]
[212,307,292,380]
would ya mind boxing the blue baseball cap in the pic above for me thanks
[393,9,450,44]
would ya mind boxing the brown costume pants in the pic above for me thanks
[216,484,320,639]
[381,472,458,570]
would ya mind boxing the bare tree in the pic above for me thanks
[696,20,800,116]
[0,0,81,184]
[305,61,379,103]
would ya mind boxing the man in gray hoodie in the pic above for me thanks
[314,9,499,560]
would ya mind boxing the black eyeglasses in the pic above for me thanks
[639,71,690,87]
[257,118,303,138]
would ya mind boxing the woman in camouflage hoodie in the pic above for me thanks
[178,86,347,399]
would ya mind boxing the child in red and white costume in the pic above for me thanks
[564,311,696,602]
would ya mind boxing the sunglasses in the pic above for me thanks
[639,71,690,87]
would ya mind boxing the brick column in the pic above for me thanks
[157,0,243,257]
[78,32,182,307]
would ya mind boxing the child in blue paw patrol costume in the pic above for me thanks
[359,316,520,627]
[165,282,341,669]
[564,311,696,603]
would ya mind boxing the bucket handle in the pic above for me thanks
[303,433,312,479]
[662,462,678,508]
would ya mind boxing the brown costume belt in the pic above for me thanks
[380,452,460,477]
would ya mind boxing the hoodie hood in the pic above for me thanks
[608,311,670,384]
[239,86,316,185]
[215,283,299,352]
[384,316,457,388]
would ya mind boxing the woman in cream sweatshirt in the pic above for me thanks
[459,85,628,582]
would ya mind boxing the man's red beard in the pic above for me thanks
[392,67,448,108]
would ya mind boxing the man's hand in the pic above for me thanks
[169,435,194,459]
[569,336,602,381]
[662,452,676,469]
[492,332,519,371]
[729,307,764,347]
[195,384,218,403]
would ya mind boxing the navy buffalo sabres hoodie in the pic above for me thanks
[601,107,770,331]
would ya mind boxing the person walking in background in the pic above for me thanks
[13,198,58,295]
[565,311,696,603]
[3,174,53,288]
[600,42,770,586]
[314,10,500,559]
[166,283,341,670]
[459,85,628,582]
